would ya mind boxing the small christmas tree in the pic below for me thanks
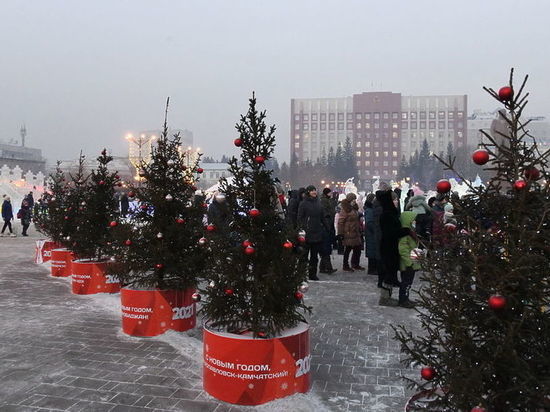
[200,93,310,337]
[70,149,119,260]
[394,69,550,410]
[109,100,206,289]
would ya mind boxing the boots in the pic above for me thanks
[308,265,320,281]
[319,256,337,274]
[378,286,398,306]
[367,259,377,275]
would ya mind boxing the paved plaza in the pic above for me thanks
[0,225,420,411]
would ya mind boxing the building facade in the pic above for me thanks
[291,92,467,186]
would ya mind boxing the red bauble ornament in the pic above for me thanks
[202,203,208,209]
[234,138,243,147]
[206,224,216,232]
[198,237,208,246]
[176,218,185,224]
[436,179,451,193]
[197,168,204,174]
[115,174,120,179]
[191,292,201,302]
[283,241,294,249]
[64,216,69,220]
[498,86,513,101]
[191,185,198,191]
[155,263,164,269]
[294,291,304,300]
[225,288,234,296]
[244,246,255,255]
[298,235,306,243]
[254,155,265,164]
[242,240,252,248]
[471,407,487,412]
[444,223,457,232]
[109,221,118,227]
[140,204,148,210]
[472,149,489,165]
[421,366,436,380]
[124,239,132,246]
[513,179,527,190]
[128,191,136,198]
[524,167,540,180]
[249,208,261,217]
[99,180,105,185]
[488,294,506,310]
[117,182,122,187]
[257,331,267,338]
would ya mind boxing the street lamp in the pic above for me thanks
[126,132,156,184]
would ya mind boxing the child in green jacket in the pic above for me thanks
[398,211,421,308]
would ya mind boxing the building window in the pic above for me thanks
[429,131,435,138]
[374,132,379,138]
[448,122,454,129]
[383,123,389,129]
[311,113,318,121]
[392,123,398,129]
[402,122,408,129]
[429,111,436,119]
[392,142,398,148]
[383,112,389,119]
[374,123,380,129]
[374,112,380,119]
[402,112,408,120]
[383,151,389,157]
[329,113,335,121]
[448,112,454,120]
[294,134,300,140]
[311,123,318,130]
[365,151,371,157]
[365,113,371,120]
[458,141,463,147]
[392,169,398,175]
[392,131,399,138]
[374,161,379,166]
[364,160,370,166]
[420,112,426,120]
[392,112,399,120]
[374,142,379,148]
[329,123,335,130]
[303,114,309,121]
[355,113,362,120]
[347,113,353,120]
[338,122,344,130]
[374,151,380,157]
[383,161,389,166]
[429,121,436,129]
[355,151,362,157]
[438,111,445,119]
[356,122,362,129]
[457,111,464,119]
[303,124,309,130]
[382,132,389,138]
[294,142,300,148]
[365,141,371,147]
[294,124,300,130]
[439,121,445,129]
[320,123,326,130]
[392,151,398,157]
[366,133,371,139]
[320,113,326,121]
[457,121,464,128]
[338,113,344,121]
[356,141,362,147]
[347,123,353,130]
[411,121,417,129]
[383,142,389,148]
[420,122,426,129]
[458,131,464,138]
[356,160,361,166]
[411,112,417,120]
[294,114,300,121]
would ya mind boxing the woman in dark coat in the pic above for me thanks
[287,188,305,228]
[1,196,15,236]
[337,193,364,271]
[377,190,409,306]
[18,200,32,236]
[363,193,377,275]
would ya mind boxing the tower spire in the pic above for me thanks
[20,124,27,147]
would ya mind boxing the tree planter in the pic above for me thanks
[50,248,73,277]
[203,322,310,405]
[71,260,120,295]
[35,240,59,264]
[120,288,196,336]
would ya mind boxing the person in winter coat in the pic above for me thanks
[378,190,410,306]
[207,192,230,230]
[298,185,329,281]
[120,193,130,217]
[403,189,415,211]
[1,196,15,237]
[398,211,420,308]
[319,187,337,274]
[363,193,377,275]
[443,203,456,225]
[337,193,364,272]
[287,188,305,228]
[404,194,432,240]
[18,200,32,237]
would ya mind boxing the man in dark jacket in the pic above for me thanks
[120,193,130,217]
[319,187,337,274]
[298,185,329,281]
[287,187,305,228]
[207,192,230,230]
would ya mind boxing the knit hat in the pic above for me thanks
[346,192,357,201]
[305,185,317,193]
[322,187,332,196]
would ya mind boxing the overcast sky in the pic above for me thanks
[1,0,549,164]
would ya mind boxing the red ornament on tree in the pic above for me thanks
[99,180,105,185]
[436,179,451,193]
[444,223,457,232]
[206,224,216,232]
[197,168,204,174]
[198,237,208,246]
[294,291,304,300]
[155,263,164,269]
[257,331,267,338]
[192,292,201,302]
[249,208,261,217]
[471,407,487,412]
[124,239,132,246]
[225,288,234,296]
[234,138,243,147]
[283,241,294,249]
[524,167,540,180]
[498,86,513,101]
[140,204,148,210]
[128,191,136,198]
[513,179,527,190]
[488,294,506,310]
[242,239,252,248]
[64,216,69,220]
[109,221,118,227]
[244,246,255,255]
[254,155,265,164]
[472,149,489,165]
[176,218,185,224]
[420,366,436,380]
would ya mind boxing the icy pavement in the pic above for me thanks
[0,229,420,411]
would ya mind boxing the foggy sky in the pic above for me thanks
[1,0,549,165]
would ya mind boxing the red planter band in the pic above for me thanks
[203,322,310,405]
[50,249,73,277]
[35,240,58,264]
[71,260,120,295]
[120,288,196,337]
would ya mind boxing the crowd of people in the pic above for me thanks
[1,191,35,237]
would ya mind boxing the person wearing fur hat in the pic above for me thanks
[298,185,329,280]
[337,192,364,272]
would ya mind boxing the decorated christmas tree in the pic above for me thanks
[70,149,119,260]
[395,70,550,410]
[200,94,310,337]
[108,100,206,290]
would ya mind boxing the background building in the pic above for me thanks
[291,92,467,186]
[0,126,46,173]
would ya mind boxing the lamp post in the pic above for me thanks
[126,133,156,185]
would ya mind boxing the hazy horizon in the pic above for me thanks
[1,0,549,165]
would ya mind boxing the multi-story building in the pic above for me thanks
[291,92,467,186]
